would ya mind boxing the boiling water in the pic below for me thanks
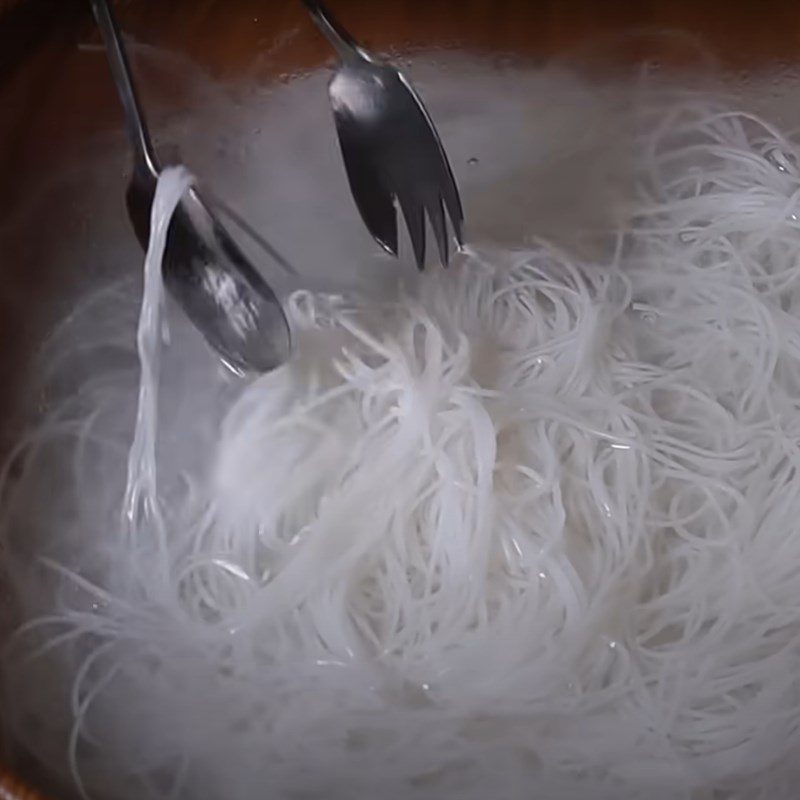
[5,53,800,800]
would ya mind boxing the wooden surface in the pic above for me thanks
[3,1,800,798]
[3,0,800,195]
[4,0,800,201]
[0,766,49,800]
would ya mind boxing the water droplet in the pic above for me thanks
[538,571,547,580]
[467,157,479,166]
[765,146,798,174]
[608,640,617,650]
[421,682,430,691]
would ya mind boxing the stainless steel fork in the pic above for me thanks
[302,0,464,270]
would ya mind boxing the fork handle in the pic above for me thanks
[90,0,159,179]
[301,0,367,64]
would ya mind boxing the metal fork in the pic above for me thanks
[302,0,464,270]
[90,0,291,374]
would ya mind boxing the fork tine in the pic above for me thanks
[398,193,426,270]
[397,71,464,246]
[351,174,398,256]
[427,193,449,267]
[439,165,464,246]
[335,120,398,255]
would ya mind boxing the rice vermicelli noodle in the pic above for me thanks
[4,64,800,800]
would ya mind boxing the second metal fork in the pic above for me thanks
[302,0,464,270]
